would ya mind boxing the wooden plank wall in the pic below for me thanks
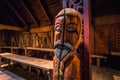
[93,15,120,55]
[0,26,54,49]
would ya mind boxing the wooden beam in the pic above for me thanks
[30,25,53,33]
[6,0,27,26]
[0,24,23,31]
[20,0,39,27]
[37,0,52,24]
[94,15,120,25]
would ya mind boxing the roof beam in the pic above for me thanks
[6,0,27,27]
[37,0,52,24]
[20,0,39,27]
[0,24,23,31]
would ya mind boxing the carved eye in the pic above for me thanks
[67,24,76,32]
[55,25,61,32]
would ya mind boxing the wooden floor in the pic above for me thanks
[0,65,120,80]
[92,65,120,80]
[0,68,25,80]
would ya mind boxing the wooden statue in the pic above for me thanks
[53,8,82,80]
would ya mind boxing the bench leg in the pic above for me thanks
[29,66,31,72]
[97,58,100,67]
[0,56,1,69]
[47,69,53,80]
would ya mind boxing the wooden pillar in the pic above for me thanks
[83,0,91,80]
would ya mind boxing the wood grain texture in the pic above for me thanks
[0,53,53,70]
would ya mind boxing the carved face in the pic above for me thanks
[54,8,82,60]
[54,16,80,45]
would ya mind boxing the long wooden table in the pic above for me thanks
[0,53,53,80]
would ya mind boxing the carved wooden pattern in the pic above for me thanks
[63,0,83,15]
[31,31,53,48]
[0,34,5,46]
[0,32,11,46]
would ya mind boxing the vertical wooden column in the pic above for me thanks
[83,0,91,80]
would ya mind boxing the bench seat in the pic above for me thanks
[0,53,53,80]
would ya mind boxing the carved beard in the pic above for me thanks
[54,40,73,60]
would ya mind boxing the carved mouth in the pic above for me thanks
[54,40,73,50]
[54,40,73,60]
[54,44,70,50]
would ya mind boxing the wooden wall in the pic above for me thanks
[92,15,120,55]
[0,26,54,49]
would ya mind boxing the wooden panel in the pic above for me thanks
[111,24,120,52]
[94,25,109,55]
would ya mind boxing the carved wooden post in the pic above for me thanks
[62,0,91,80]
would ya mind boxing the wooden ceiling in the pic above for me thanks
[91,0,120,18]
[0,0,62,31]
[0,0,119,31]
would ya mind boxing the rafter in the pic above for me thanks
[37,0,52,24]
[20,0,39,27]
[6,0,27,27]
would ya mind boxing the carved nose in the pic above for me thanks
[60,29,67,43]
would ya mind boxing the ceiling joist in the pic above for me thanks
[37,0,52,24]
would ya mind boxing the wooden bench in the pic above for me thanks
[91,55,107,67]
[0,68,25,80]
[113,75,120,80]
[111,52,120,56]
[0,53,53,80]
